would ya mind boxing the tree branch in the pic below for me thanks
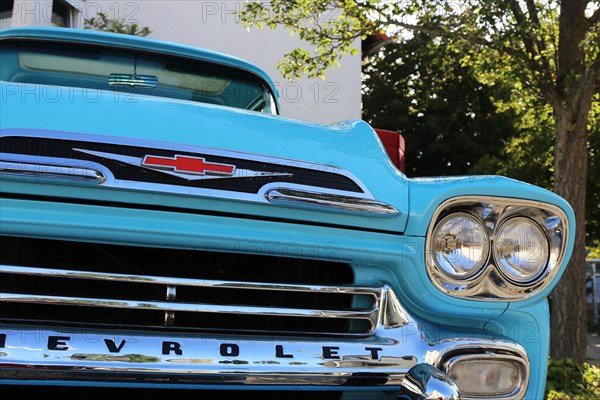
[505,0,559,101]
[526,0,542,25]
[525,0,554,82]
[507,0,542,62]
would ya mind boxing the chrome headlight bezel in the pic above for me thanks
[425,196,568,301]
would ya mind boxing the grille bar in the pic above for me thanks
[0,292,378,320]
[0,264,379,295]
[0,263,383,335]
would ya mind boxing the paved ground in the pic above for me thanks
[588,333,600,366]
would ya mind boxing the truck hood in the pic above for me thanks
[0,83,409,233]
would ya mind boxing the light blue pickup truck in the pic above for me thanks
[0,27,574,400]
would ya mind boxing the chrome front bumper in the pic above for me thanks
[0,317,529,400]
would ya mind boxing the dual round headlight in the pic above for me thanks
[431,213,489,279]
[494,217,549,283]
[431,213,549,284]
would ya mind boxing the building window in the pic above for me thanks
[0,1,14,29]
[52,0,76,27]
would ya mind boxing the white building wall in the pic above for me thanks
[9,1,83,28]
[7,0,362,124]
[9,1,55,27]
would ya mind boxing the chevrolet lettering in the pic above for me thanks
[0,333,385,360]
[0,27,575,399]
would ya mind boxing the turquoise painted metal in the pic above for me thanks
[0,28,575,400]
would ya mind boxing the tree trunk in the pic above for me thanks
[549,106,590,363]
[548,0,595,363]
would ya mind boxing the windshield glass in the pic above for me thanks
[0,41,277,114]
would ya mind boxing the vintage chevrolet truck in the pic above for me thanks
[0,27,574,399]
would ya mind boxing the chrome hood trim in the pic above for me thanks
[0,129,399,219]
[265,188,399,217]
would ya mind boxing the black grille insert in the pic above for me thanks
[0,236,379,336]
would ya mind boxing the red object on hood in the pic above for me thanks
[374,128,405,173]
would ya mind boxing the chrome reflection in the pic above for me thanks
[0,264,410,336]
[0,272,528,395]
[0,161,105,185]
[0,291,379,320]
[425,196,569,301]
[0,323,527,394]
[399,364,460,400]
[266,188,399,217]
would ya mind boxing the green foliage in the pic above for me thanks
[362,33,518,176]
[241,0,600,246]
[587,96,600,244]
[240,1,598,86]
[589,240,600,259]
[470,95,555,189]
[84,12,151,37]
[545,358,600,400]
[240,0,372,79]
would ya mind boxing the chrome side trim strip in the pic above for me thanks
[266,188,399,217]
[0,161,105,185]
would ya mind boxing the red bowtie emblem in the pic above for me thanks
[142,154,235,176]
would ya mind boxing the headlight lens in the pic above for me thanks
[431,212,489,279]
[493,217,549,283]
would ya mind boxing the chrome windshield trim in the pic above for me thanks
[266,188,399,217]
[0,161,105,186]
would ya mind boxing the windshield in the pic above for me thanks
[0,41,277,114]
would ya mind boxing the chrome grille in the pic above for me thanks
[0,236,380,336]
